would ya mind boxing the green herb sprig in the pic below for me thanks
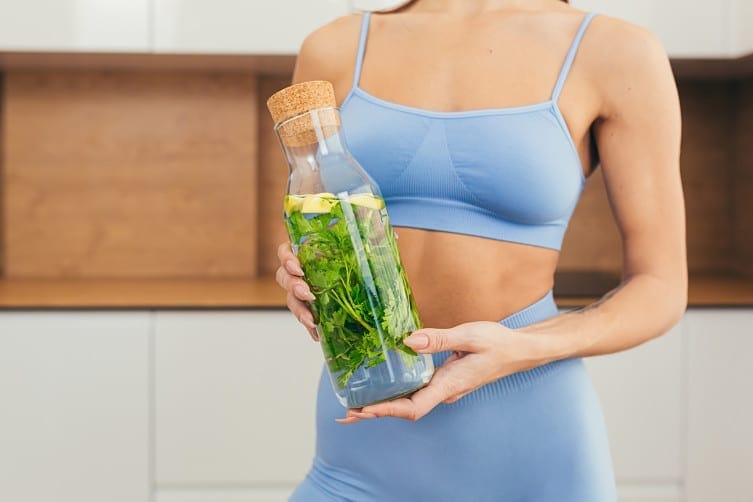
[285,194,422,388]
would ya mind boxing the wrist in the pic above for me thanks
[519,329,578,366]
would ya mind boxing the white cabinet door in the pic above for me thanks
[154,487,290,502]
[155,489,291,502]
[154,311,322,488]
[0,0,149,52]
[584,320,686,485]
[570,0,728,58]
[731,0,753,56]
[0,312,150,502]
[153,0,352,54]
[617,485,683,502]
[685,310,753,502]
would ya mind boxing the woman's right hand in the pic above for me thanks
[276,241,319,341]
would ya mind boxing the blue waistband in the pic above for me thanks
[434,289,579,404]
[498,289,558,329]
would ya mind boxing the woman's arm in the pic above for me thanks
[520,17,687,358]
[342,18,687,423]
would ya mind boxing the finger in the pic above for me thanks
[287,292,317,331]
[437,352,468,403]
[336,416,361,425]
[276,241,292,262]
[344,409,377,420]
[361,397,419,421]
[362,374,458,421]
[285,291,316,328]
[286,291,314,324]
[276,267,315,301]
[277,242,304,276]
[444,389,471,404]
[307,326,320,342]
[275,265,297,290]
[442,351,465,365]
[285,258,304,277]
[293,282,316,302]
[404,327,481,354]
[335,408,379,425]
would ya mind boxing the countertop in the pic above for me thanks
[0,273,751,309]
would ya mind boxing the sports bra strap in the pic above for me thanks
[551,12,597,101]
[353,11,372,88]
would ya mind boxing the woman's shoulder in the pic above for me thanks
[587,13,667,61]
[580,14,673,111]
[293,14,364,86]
[583,14,669,80]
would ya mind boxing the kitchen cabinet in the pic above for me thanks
[153,311,322,487]
[585,321,686,483]
[0,312,150,502]
[0,307,750,501]
[570,0,728,58]
[731,0,753,56]
[685,310,753,502]
[0,0,149,52]
[155,490,291,502]
[152,0,352,54]
[617,487,682,502]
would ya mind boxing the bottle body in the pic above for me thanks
[278,108,434,408]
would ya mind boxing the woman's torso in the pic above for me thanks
[311,3,601,327]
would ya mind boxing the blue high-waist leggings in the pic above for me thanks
[290,291,617,501]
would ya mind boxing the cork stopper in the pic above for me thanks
[267,81,341,148]
[267,80,336,124]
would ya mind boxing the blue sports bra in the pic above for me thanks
[340,11,597,251]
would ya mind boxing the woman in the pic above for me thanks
[276,0,686,500]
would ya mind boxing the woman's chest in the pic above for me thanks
[340,93,585,225]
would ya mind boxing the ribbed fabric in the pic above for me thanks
[500,288,557,328]
[291,290,617,502]
[340,12,598,251]
[432,289,569,405]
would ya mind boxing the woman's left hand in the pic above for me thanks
[338,321,554,423]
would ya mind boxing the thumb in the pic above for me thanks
[404,327,480,354]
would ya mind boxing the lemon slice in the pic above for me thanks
[301,193,337,214]
[284,195,305,216]
[347,193,385,210]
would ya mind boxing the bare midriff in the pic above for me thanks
[394,227,559,328]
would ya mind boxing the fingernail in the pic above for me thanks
[288,261,304,276]
[405,333,429,350]
[336,417,359,424]
[294,285,313,300]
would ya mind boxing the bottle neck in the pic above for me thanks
[275,107,347,173]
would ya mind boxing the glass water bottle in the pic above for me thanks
[267,81,434,408]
